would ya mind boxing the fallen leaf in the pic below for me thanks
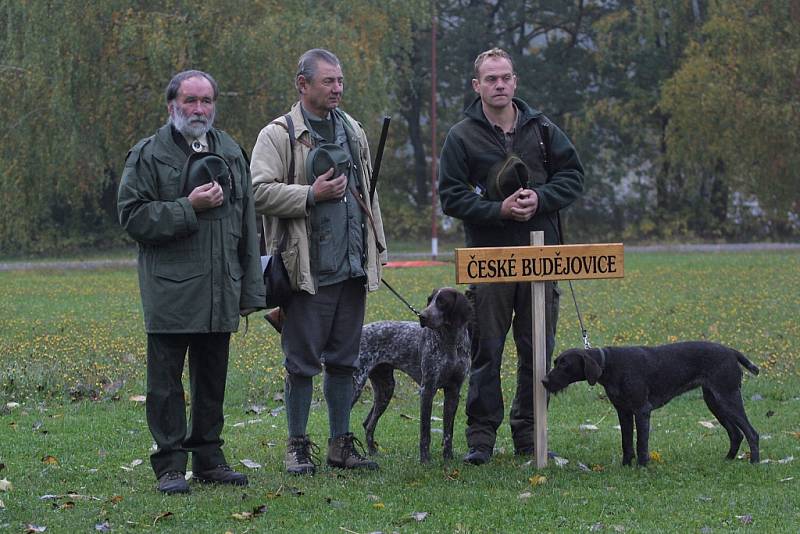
[129,395,146,403]
[109,495,123,505]
[232,512,253,520]
[736,514,753,525]
[649,451,664,463]
[41,455,59,465]
[591,464,605,472]
[240,459,262,469]
[25,525,47,533]
[373,502,385,510]
[0,478,12,491]
[789,431,800,440]
[60,501,75,510]
[529,474,547,486]
[152,512,173,526]
[411,511,428,522]
[94,521,111,532]
[121,459,143,471]
[698,420,716,429]
[445,468,460,480]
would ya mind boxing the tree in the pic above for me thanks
[662,0,800,238]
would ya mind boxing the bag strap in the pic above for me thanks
[268,114,297,185]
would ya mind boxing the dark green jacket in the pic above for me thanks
[118,124,265,333]
[438,97,584,247]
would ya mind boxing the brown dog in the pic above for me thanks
[542,341,760,466]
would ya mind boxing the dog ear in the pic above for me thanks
[451,291,472,327]
[582,351,602,385]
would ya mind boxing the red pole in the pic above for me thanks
[430,0,438,260]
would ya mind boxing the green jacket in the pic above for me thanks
[438,97,584,247]
[250,102,387,294]
[118,124,265,333]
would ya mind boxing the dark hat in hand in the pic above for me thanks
[306,143,352,184]
[486,154,531,201]
[181,152,233,219]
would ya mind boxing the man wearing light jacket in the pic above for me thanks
[251,48,387,475]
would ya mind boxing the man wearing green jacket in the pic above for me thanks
[118,70,265,494]
[438,48,585,466]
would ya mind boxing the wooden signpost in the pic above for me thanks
[455,232,624,468]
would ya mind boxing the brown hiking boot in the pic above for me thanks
[327,433,378,470]
[285,435,319,475]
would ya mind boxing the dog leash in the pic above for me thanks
[381,278,422,318]
[566,279,592,349]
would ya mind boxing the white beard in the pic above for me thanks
[170,105,215,138]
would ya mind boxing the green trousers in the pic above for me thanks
[146,333,230,478]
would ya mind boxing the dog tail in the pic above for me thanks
[736,352,760,376]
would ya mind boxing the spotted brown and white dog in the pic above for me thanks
[352,287,472,463]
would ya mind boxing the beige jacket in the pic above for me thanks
[251,102,387,294]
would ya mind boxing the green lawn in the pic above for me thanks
[1,251,798,532]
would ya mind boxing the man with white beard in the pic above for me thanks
[118,70,265,494]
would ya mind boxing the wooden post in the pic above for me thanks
[531,231,548,468]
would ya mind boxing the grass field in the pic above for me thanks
[1,250,798,532]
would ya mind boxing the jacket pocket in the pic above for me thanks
[227,259,244,281]
[153,261,206,282]
[315,218,336,274]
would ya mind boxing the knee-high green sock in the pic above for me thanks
[284,373,313,438]
[324,372,353,438]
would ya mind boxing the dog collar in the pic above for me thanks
[597,347,607,370]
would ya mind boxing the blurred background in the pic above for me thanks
[1,0,798,256]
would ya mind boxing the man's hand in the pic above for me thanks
[312,167,347,202]
[188,181,224,212]
[500,188,538,222]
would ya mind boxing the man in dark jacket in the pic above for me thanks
[438,48,585,465]
[118,70,265,493]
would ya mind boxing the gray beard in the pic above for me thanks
[170,107,215,139]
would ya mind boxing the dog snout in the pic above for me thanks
[419,313,428,328]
